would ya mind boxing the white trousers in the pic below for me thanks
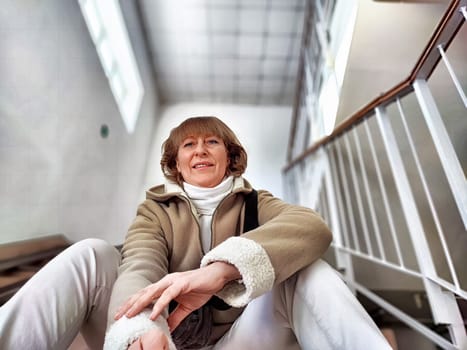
[0,239,391,350]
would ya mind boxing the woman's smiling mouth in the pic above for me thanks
[193,162,213,169]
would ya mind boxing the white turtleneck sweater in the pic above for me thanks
[183,176,234,253]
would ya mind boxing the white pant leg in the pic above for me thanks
[278,259,392,350]
[212,291,300,350]
[0,238,120,350]
[214,259,391,350]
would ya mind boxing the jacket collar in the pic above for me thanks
[146,176,253,202]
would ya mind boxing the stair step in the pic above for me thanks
[0,235,70,305]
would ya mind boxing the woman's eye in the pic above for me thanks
[183,142,194,148]
[207,139,219,144]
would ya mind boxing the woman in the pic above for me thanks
[0,117,390,349]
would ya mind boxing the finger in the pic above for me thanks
[139,337,144,350]
[116,276,176,319]
[126,285,165,318]
[149,284,183,320]
[167,304,193,331]
[140,328,170,349]
[127,337,142,350]
[115,291,145,320]
[138,337,143,350]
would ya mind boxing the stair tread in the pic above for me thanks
[0,270,36,289]
[0,235,69,261]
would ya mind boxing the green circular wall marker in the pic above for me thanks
[100,124,109,138]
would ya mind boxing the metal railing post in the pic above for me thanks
[413,79,467,229]
[322,146,355,284]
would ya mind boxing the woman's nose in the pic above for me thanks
[194,141,207,155]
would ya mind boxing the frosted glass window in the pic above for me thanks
[78,0,144,134]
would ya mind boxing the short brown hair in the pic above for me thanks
[161,116,247,185]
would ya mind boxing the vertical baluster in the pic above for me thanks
[316,191,322,220]
[396,98,460,290]
[335,139,361,251]
[364,121,404,267]
[284,171,292,203]
[296,165,302,204]
[343,133,373,256]
[352,127,386,260]
[304,151,326,210]
[437,44,467,107]
[320,181,331,230]
[328,145,351,249]
[298,159,308,206]
[323,145,355,283]
[413,79,467,229]
[287,167,297,204]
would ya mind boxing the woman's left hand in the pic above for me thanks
[114,261,240,331]
[127,328,170,350]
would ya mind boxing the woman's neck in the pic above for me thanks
[183,176,234,253]
[183,176,233,216]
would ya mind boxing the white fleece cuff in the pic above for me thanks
[201,236,275,307]
[104,310,176,350]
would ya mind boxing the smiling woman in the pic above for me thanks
[0,116,391,350]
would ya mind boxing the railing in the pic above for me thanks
[283,1,466,349]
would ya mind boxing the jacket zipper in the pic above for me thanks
[180,189,249,253]
[209,192,238,251]
[179,195,205,256]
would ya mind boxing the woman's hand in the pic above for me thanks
[128,328,170,350]
[115,262,240,331]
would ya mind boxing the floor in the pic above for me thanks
[68,333,90,350]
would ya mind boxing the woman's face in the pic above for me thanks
[176,134,229,188]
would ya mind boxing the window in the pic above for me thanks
[78,0,144,133]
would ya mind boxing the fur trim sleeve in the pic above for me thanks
[103,310,176,350]
[201,236,275,307]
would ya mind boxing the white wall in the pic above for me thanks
[144,103,292,199]
[336,0,447,124]
[0,1,160,245]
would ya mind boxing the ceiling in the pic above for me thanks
[138,0,306,106]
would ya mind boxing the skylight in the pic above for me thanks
[78,0,144,134]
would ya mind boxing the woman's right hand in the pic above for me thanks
[128,328,170,350]
[115,262,241,331]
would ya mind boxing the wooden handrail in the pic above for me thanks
[284,0,464,173]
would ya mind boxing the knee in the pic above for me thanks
[72,239,120,263]
[74,238,112,250]
[294,259,346,298]
[275,260,338,305]
[299,259,338,281]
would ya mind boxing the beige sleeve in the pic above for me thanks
[202,190,332,306]
[104,200,172,348]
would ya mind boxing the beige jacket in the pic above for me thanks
[104,177,332,349]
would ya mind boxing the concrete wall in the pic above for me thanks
[0,0,160,245]
[336,0,447,123]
